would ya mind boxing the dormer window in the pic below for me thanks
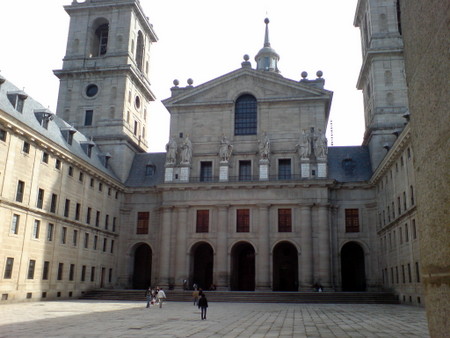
[81,139,95,158]
[7,91,28,113]
[145,165,155,176]
[61,126,77,145]
[34,109,54,130]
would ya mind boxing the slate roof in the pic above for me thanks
[0,76,119,180]
[125,152,166,187]
[327,146,372,182]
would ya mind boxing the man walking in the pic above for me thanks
[157,287,166,308]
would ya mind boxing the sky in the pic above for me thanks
[0,0,364,152]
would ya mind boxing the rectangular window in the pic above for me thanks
[27,260,36,279]
[0,128,7,142]
[415,262,420,282]
[57,263,64,280]
[402,265,405,283]
[112,217,117,232]
[79,172,84,182]
[61,227,67,244]
[200,162,213,182]
[68,166,74,177]
[278,209,292,232]
[103,238,107,252]
[47,223,54,241]
[73,230,78,246]
[22,141,30,154]
[75,203,81,221]
[81,265,86,282]
[69,264,75,281]
[33,220,40,239]
[84,233,89,249]
[42,152,49,164]
[412,219,417,239]
[98,182,102,192]
[136,212,149,234]
[11,214,20,234]
[86,207,92,224]
[50,193,57,213]
[105,214,109,230]
[64,199,70,217]
[91,267,95,282]
[93,235,98,250]
[55,159,61,170]
[16,180,25,202]
[403,191,407,211]
[196,210,209,233]
[95,211,100,227]
[4,257,14,279]
[109,268,113,283]
[110,240,114,254]
[408,263,412,283]
[84,110,93,126]
[239,160,251,181]
[236,209,250,232]
[37,188,44,209]
[42,261,50,280]
[278,159,291,180]
[397,197,401,215]
[410,186,415,205]
[90,178,94,187]
[345,209,360,232]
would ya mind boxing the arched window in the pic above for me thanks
[136,31,144,71]
[235,94,257,135]
[89,19,109,57]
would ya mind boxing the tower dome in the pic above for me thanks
[255,18,280,73]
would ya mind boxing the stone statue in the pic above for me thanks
[296,129,311,159]
[259,132,270,161]
[180,135,192,164]
[165,137,177,165]
[219,135,233,162]
[314,129,328,159]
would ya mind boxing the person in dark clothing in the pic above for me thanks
[145,287,152,308]
[198,293,208,320]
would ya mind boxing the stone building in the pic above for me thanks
[0,0,429,307]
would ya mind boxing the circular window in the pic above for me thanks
[135,96,141,109]
[86,84,99,97]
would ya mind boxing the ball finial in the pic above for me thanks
[264,18,270,24]
[187,78,194,86]
[243,54,249,61]
[316,70,323,78]
[301,71,308,79]
[173,79,179,86]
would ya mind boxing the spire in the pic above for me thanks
[264,17,271,47]
[255,18,280,73]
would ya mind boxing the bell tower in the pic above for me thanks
[54,0,158,181]
[354,0,408,170]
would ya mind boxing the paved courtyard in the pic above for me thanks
[0,300,429,337]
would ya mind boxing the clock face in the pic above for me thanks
[86,84,99,97]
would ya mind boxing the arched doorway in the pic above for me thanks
[341,242,366,291]
[231,242,255,291]
[132,243,152,289]
[273,242,298,291]
[191,242,214,290]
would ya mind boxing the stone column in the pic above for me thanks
[215,205,229,289]
[159,207,172,289]
[174,207,188,289]
[257,204,271,290]
[317,204,331,288]
[299,204,313,289]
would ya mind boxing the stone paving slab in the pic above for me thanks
[0,300,429,337]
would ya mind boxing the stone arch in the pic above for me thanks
[89,18,109,57]
[136,31,145,71]
[272,241,299,291]
[230,241,256,291]
[189,241,214,291]
[131,242,152,289]
[340,241,366,291]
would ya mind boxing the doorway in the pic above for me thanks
[273,242,298,291]
[230,242,255,291]
[132,243,152,289]
[341,242,366,291]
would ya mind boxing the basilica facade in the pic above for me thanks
[0,0,422,305]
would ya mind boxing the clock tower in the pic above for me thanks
[54,0,158,181]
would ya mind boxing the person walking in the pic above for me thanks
[192,289,199,306]
[145,287,152,308]
[157,287,166,308]
[198,293,208,320]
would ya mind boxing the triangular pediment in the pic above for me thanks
[163,68,333,108]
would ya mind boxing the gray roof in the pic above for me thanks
[0,77,119,180]
[125,152,166,187]
[327,146,372,182]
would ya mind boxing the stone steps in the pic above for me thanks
[80,289,400,304]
